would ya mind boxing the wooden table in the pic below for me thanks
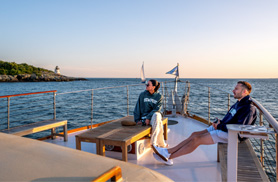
[75,115,168,162]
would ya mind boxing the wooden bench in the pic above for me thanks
[76,115,168,161]
[0,119,68,141]
[217,140,269,182]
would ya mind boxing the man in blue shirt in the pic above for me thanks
[152,81,257,165]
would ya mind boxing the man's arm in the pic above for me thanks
[217,105,257,132]
[237,106,257,125]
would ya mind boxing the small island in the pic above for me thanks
[0,60,87,82]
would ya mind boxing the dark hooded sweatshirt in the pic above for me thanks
[133,90,163,123]
[217,95,257,133]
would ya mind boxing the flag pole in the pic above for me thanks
[174,63,179,92]
[165,63,180,116]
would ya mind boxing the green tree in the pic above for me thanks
[3,62,12,70]
[0,60,54,75]
[18,64,26,74]
[9,68,18,75]
[0,68,7,75]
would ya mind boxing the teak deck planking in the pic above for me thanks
[218,140,269,182]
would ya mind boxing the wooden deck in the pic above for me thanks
[218,140,269,182]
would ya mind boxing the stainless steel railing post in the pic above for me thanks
[228,93,230,111]
[208,87,211,122]
[91,89,94,129]
[276,133,278,182]
[7,97,10,129]
[163,81,168,116]
[259,112,264,167]
[53,92,56,120]
[186,81,190,114]
[126,86,129,116]
[161,82,166,115]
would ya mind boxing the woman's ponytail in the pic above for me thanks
[150,79,160,92]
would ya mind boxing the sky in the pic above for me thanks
[0,0,278,79]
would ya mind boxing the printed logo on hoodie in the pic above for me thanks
[229,108,237,116]
[144,98,158,104]
[229,102,238,117]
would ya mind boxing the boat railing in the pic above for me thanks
[248,98,278,181]
[55,84,145,130]
[0,90,56,131]
[0,84,146,136]
[162,80,233,122]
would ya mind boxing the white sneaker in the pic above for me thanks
[153,153,173,166]
[152,144,170,161]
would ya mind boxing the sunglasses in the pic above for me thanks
[146,83,150,87]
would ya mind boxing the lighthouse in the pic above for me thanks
[55,66,60,75]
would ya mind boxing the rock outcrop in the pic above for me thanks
[0,72,87,82]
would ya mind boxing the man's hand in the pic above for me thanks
[212,122,218,129]
[137,121,142,126]
[212,118,220,129]
[145,119,150,125]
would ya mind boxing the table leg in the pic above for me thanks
[51,128,56,139]
[122,143,128,162]
[99,140,106,156]
[75,136,81,150]
[227,130,238,182]
[63,124,68,142]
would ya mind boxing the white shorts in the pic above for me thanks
[207,125,228,144]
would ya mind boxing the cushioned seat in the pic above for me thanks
[0,132,172,182]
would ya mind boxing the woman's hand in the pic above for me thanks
[145,119,150,125]
[137,121,142,126]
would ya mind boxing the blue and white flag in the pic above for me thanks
[166,66,179,77]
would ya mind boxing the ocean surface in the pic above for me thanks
[1,78,278,132]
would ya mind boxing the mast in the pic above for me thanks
[141,62,146,83]
[174,63,179,92]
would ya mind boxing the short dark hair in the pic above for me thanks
[149,79,160,92]
[238,81,252,93]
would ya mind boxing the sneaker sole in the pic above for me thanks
[153,153,173,166]
[151,145,168,162]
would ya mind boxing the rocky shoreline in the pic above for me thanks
[0,72,87,82]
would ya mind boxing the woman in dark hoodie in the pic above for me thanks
[134,79,167,148]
